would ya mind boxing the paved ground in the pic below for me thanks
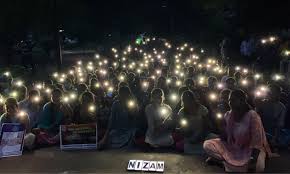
[0,147,290,173]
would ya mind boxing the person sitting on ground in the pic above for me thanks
[19,89,42,129]
[157,76,169,96]
[99,86,139,149]
[207,76,218,91]
[0,97,35,149]
[217,89,231,114]
[172,86,189,114]
[34,88,72,145]
[145,88,174,148]
[203,89,275,172]
[175,90,210,154]
[73,91,97,124]
[256,84,290,149]
[225,77,236,91]
[77,83,89,95]
[234,71,242,83]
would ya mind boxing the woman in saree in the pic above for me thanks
[203,89,276,172]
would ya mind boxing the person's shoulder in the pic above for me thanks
[247,110,264,125]
[278,102,286,110]
[0,113,7,121]
[43,102,52,110]
[199,104,208,113]
[162,103,172,111]
[112,100,120,105]
[177,108,184,116]
[145,103,153,111]
[111,100,121,109]
[247,110,260,120]
[224,110,231,120]
[18,99,28,108]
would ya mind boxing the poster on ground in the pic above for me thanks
[0,123,25,158]
[60,124,97,150]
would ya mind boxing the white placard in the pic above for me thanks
[0,123,25,158]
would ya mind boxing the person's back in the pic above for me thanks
[257,85,286,138]
[145,103,173,147]
[19,98,42,130]
[178,104,208,144]
[258,100,286,135]
[109,100,135,130]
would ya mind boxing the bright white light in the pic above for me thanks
[33,96,40,103]
[127,100,135,108]
[3,71,10,77]
[216,113,223,119]
[209,93,217,101]
[18,111,26,117]
[180,119,187,127]
[108,86,114,92]
[217,83,224,89]
[95,54,100,59]
[241,80,248,86]
[170,94,178,102]
[254,74,261,80]
[15,80,23,87]
[88,105,96,112]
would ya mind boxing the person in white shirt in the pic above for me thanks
[145,88,174,148]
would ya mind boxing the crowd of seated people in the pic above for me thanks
[0,40,289,172]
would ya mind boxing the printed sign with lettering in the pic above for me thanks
[60,124,97,150]
[0,123,25,158]
[127,160,165,172]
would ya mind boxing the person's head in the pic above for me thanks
[187,66,195,76]
[171,76,178,84]
[234,71,242,81]
[118,81,128,90]
[147,78,155,92]
[28,89,40,103]
[151,88,164,105]
[185,78,195,90]
[245,76,255,88]
[90,78,98,87]
[77,83,88,94]
[55,83,64,91]
[45,79,54,86]
[178,86,189,96]
[208,76,217,89]
[63,78,73,91]
[157,76,166,89]
[80,91,95,105]
[118,86,132,102]
[268,84,281,102]
[119,72,127,81]
[51,88,62,104]
[14,86,27,102]
[0,75,12,90]
[162,67,168,77]
[220,89,231,103]
[181,90,198,111]
[225,77,236,90]
[5,97,18,116]
[229,89,249,112]
[127,72,135,83]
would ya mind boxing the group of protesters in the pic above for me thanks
[0,37,290,172]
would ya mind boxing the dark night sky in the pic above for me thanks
[0,0,290,43]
